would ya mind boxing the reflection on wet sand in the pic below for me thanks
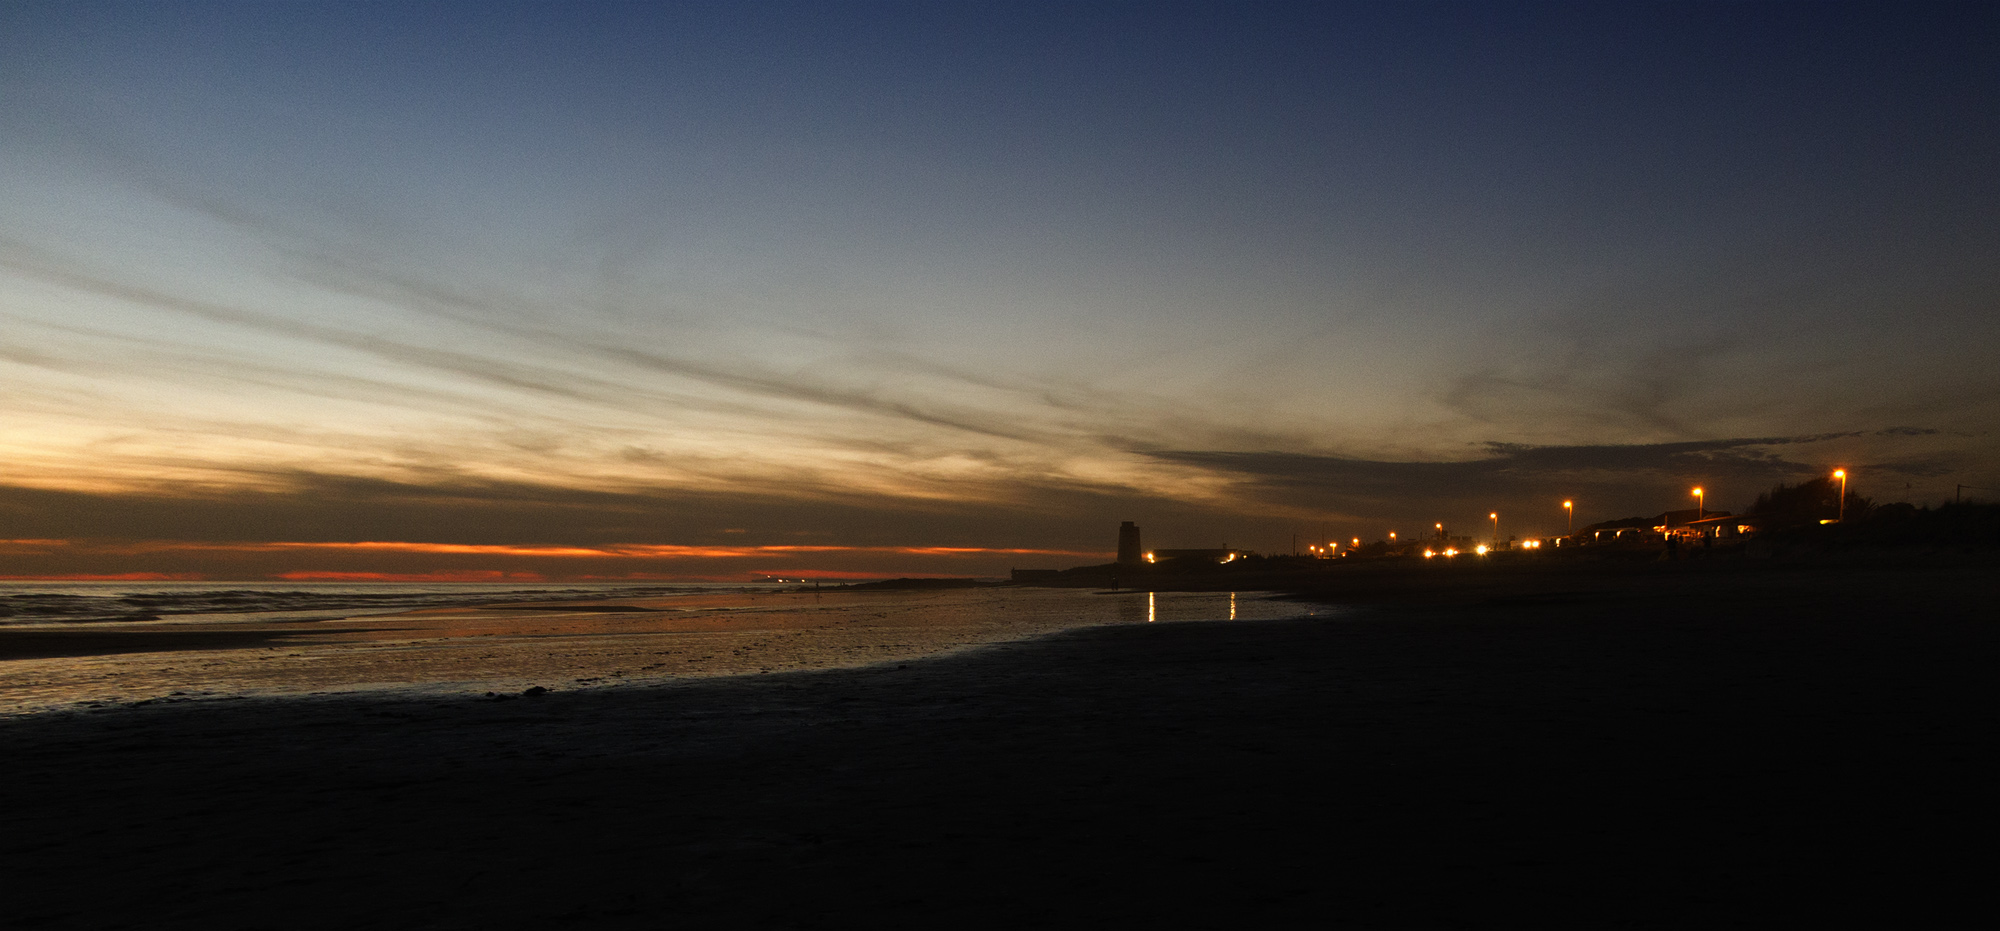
[2,588,1319,713]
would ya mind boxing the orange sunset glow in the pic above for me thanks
[5,8,1998,931]
[0,538,1110,581]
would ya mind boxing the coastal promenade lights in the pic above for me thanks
[1693,487,1704,521]
[1834,469,1848,522]
[1563,500,1573,535]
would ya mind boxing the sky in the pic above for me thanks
[2,1,1997,580]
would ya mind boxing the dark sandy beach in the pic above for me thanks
[4,558,1997,928]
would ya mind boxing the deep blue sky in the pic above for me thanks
[2,1,1996,577]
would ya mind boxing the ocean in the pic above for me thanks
[0,580,770,626]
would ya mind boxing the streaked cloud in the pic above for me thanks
[1,3,1997,574]
[0,539,1105,560]
[0,537,1107,582]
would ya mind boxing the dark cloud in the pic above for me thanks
[1145,432,1961,534]
[1440,333,1749,436]
[1475,434,1853,472]
[0,465,1257,574]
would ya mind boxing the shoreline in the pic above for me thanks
[4,559,1996,926]
[0,587,1317,715]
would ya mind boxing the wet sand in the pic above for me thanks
[3,559,1996,928]
[0,588,1310,713]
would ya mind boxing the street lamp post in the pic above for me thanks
[1834,469,1847,522]
[1693,487,1704,522]
[1563,500,1573,536]
[1490,512,1499,544]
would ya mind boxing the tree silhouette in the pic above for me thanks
[1747,477,1871,528]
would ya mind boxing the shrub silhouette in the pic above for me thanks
[1747,477,1870,528]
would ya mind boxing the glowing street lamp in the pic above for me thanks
[1563,500,1573,535]
[1489,512,1499,543]
[1834,469,1848,522]
[1693,487,1704,522]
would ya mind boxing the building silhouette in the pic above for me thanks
[1117,521,1144,565]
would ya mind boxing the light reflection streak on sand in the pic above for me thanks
[1,588,1325,714]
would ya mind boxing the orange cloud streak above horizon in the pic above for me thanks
[0,538,1111,582]
[0,539,1107,559]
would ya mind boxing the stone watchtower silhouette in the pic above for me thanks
[1117,521,1144,565]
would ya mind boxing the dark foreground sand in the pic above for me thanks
[4,559,1997,929]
